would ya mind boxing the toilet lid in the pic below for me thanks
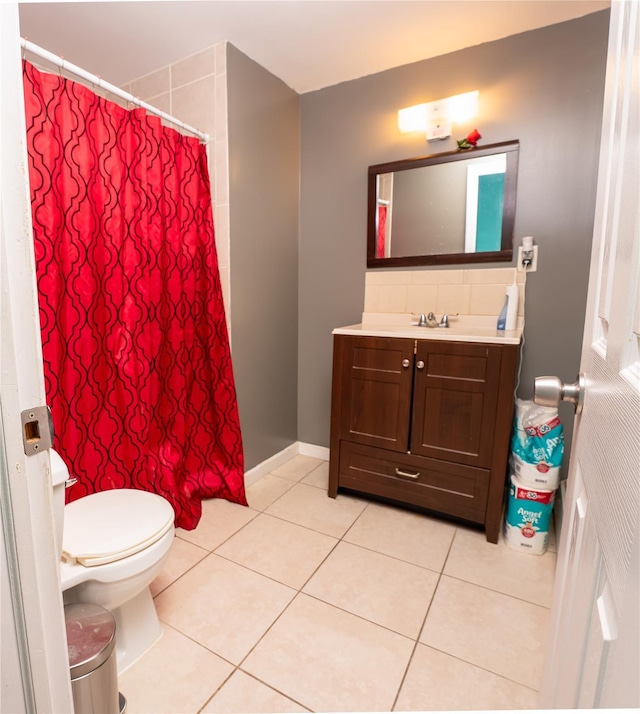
[63,489,175,567]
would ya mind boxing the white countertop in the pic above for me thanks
[333,314,523,345]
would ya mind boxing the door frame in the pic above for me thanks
[0,5,73,711]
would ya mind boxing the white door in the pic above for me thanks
[539,0,639,707]
[0,4,74,711]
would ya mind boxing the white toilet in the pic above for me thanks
[50,449,175,672]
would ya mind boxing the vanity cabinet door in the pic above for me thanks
[410,341,502,468]
[337,335,414,452]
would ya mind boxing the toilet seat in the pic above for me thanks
[63,489,175,567]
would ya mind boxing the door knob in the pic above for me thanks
[534,373,585,415]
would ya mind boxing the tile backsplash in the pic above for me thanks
[364,268,525,319]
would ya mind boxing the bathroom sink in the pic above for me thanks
[333,319,522,345]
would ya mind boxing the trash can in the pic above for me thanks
[65,603,121,714]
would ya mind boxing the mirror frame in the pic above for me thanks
[367,140,519,268]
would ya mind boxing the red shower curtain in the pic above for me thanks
[377,205,387,258]
[23,61,246,529]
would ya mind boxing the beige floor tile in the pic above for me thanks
[155,554,296,664]
[243,594,414,713]
[303,541,438,638]
[215,513,338,589]
[420,576,549,689]
[343,502,456,572]
[150,536,208,597]
[265,483,368,538]
[176,498,257,551]
[202,670,309,713]
[444,526,557,606]
[118,624,233,714]
[394,644,539,711]
[246,474,295,511]
[271,454,325,481]
[300,461,329,489]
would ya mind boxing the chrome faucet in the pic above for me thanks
[416,312,438,327]
[438,313,458,327]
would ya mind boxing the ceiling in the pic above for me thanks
[18,1,610,94]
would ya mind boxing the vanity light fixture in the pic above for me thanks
[398,91,479,142]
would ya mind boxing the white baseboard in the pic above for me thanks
[244,441,329,487]
[243,443,299,487]
[297,442,330,461]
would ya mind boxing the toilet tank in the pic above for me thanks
[49,449,69,557]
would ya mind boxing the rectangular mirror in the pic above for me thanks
[368,140,519,268]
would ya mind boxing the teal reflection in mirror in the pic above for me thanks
[368,141,519,268]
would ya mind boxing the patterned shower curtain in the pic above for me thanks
[23,61,246,529]
[377,204,387,258]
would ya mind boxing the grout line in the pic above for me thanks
[234,670,313,713]
[416,641,543,693]
[150,544,208,599]
[299,590,417,642]
[155,475,339,600]
[246,472,298,509]
[156,616,308,714]
[210,549,317,593]
[232,591,308,698]
[440,571,553,610]
[143,458,554,712]
[339,535,447,576]
[389,525,458,711]
[147,624,270,714]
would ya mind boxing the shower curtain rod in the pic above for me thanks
[20,38,210,143]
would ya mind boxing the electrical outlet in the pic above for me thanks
[517,245,538,272]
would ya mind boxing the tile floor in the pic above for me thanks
[119,454,557,713]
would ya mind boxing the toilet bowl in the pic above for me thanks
[50,450,175,673]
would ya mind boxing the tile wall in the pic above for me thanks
[364,267,526,321]
[122,44,232,330]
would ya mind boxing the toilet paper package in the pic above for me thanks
[504,476,555,555]
[509,453,560,490]
[510,399,564,489]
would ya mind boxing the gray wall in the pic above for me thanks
[227,44,300,469]
[298,11,610,459]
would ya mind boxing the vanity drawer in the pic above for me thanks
[338,441,490,524]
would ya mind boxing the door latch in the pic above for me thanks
[20,406,54,456]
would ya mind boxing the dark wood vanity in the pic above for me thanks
[328,333,520,543]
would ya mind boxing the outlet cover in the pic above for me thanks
[517,245,538,272]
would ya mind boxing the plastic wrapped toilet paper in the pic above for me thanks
[510,398,564,489]
[504,476,555,555]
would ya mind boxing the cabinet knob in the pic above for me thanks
[402,359,411,368]
[416,360,425,370]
